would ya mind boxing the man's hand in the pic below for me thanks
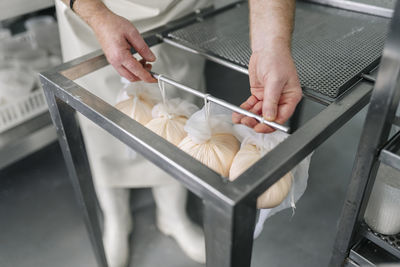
[233,0,301,133]
[92,12,156,82]
[232,46,302,133]
[65,0,156,82]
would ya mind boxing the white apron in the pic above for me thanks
[55,0,211,187]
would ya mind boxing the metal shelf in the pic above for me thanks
[379,130,400,171]
[361,226,400,260]
[0,112,57,169]
[349,238,400,266]
[0,0,53,21]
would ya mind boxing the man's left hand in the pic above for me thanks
[232,46,302,133]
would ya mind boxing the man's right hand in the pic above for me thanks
[67,0,156,82]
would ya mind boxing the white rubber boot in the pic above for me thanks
[152,183,205,263]
[95,186,132,267]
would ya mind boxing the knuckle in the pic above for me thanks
[138,45,148,54]
[108,51,122,65]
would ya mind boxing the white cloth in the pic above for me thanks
[55,0,210,187]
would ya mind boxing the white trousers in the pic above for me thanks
[55,0,207,188]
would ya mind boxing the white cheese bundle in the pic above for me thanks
[230,125,294,209]
[178,104,239,177]
[228,124,312,239]
[115,81,160,125]
[145,98,198,145]
[229,142,293,209]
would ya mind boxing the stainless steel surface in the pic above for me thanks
[380,131,400,172]
[168,1,388,100]
[39,2,388,266]
[351,0,395,9]
[330,0,400,265]
[393,116,400,127]
[152,72,290,133]
[345,257,361,267]
[40,50,373,266]
[305,0,394,18]
[362,227,400,258]
[380,149,400,171]
[349,238,400,265]
[0,112,57,169]
[203,199,257,267]
[43,88,108,267]
[349,247,375,266]
[361,74,377,83]
[233,80,372,203]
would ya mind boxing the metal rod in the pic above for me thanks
[151,72,290,133]
[361,73,376,83]
[304,0,393,18]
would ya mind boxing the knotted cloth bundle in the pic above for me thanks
[115,80,161,125]
[229,125,294,209]
[146,98,198,145]
[178,104,239,177]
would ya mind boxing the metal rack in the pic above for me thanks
[330,1,400,265]
[0,112,56,169]
[0,0,53,21]
[0,6,58,169]
[39,1,395,267]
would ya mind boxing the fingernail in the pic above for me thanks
[265,112,275,121]
[149,52,156,61]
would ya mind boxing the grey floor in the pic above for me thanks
[0,61,368,267]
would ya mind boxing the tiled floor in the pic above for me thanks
[0,61,368,267]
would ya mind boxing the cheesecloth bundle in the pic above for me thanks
[145,78,199,145]
[178,103,239,177]
[115,78,161,125]
[230,125,312,239]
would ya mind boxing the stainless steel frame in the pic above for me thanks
[330,0,400,265]
[40,43,375,267]
[39,2,388,267]
[305,0,394,18]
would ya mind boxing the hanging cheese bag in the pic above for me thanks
[146,97,198,145]
[115,79,161,125]
[230,125,312,238]
[178,103,239,177]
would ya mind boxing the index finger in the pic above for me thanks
[122,51,156,83]
[232,95,260,123]
[126,29,156,62]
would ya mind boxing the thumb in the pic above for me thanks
[262,78,284,121]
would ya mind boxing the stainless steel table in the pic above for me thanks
[39,1,393,266]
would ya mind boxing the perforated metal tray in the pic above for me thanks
[168,2,389,100]
[364,226,400,259]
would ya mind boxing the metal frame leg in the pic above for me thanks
[43,90,108,267]
[330,0,400,264]
[203,199,257,267]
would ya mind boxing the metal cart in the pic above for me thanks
[39,0,396,266]
[330,0,400,265]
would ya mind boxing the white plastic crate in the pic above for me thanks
[0,89,48,133]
